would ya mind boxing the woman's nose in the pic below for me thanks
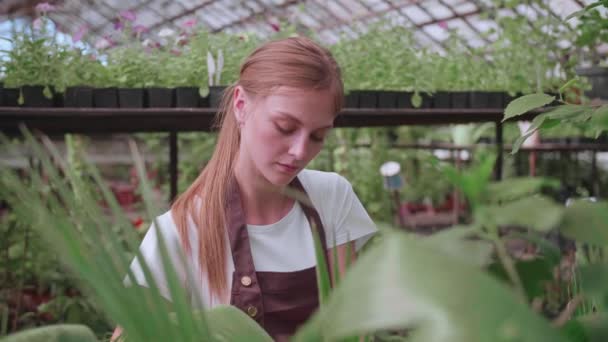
[288,134,309,160]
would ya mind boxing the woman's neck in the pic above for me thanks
[233,158,294,225]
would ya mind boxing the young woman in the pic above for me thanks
[120,36,377,341]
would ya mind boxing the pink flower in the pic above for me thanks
[270,22,280,32]
[35,2,56,14]
[170,49,181,56]
[119,10,136,22]
[133,25,148,34]
[113,19,124,31]
[438,21,448,30]
[72,25,88,43]
[32,17,43,30]
[94,36,114,50]
[181,18,197,29]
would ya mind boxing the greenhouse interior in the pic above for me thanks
[1,0,608,341]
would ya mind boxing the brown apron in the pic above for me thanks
[226,177,330,341]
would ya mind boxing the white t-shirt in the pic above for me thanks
[127,169,377,308]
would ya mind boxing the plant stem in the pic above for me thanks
[552,294,583,327]
[492,231,528,303]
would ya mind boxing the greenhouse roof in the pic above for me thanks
[0,0,605,54]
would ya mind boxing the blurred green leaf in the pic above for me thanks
[562,313,608,342]
[503,93,555,122]
[0,324,98,342]
[578,264,608,309]
[293,230,568,342]
[488,258,555,300]
[560,201,608,246]
[421,226,493,267]
[486,177,560,203]
[482,196,563,232]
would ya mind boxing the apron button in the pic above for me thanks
[241,276,252,287]
[246,305,258,317]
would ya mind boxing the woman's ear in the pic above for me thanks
[233,85,248,125]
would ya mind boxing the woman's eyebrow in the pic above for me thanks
[275,111,334,130]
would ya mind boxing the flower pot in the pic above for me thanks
[396,92,413,108]
[451,91,469,108]
[357,90,378,108]
[3,88,20,106]
[344,92,359,108]
[432,91,451,108]
[469,91,490,108]
[22,85,54,107]
[208,85,227,108]
[488,91,505,108]
[94,87,118,108]
[175,87,199,107]
[576,66,608,100]
[118,88,144,108]
[417,92,432,108]
[64,86,93,107]
[146,87,174,108]
[377,91,399,108]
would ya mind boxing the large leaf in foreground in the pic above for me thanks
[0,324,98,342]
[560,200,608,246]
[293,230,568,342]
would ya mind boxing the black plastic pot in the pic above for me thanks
[396,92,413,108]
[94,87,118,108]
[118,88,144,108]
[175,87,200,108]
[357,91,378,108]
[208,86,227,108]
[451,91,469,108]
[377,91,398,108]
[487,91,505,108]
[146,88,174,108]
[416,92,432,109]
[64,87,93,107]
[469,91,490,108]
[344,92,359,108]
[576,66,608,100]
[22,85,54,107]
[432,91,451,108]
[3,88,20,106]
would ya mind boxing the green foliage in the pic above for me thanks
[0,324,98,342]
[503,93,556,122]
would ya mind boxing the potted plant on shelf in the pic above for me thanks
[572,6,608,100]
[1,3,69,107]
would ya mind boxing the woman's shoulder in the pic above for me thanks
[298,169,354,205]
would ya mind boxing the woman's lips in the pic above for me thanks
[277,163,298,173]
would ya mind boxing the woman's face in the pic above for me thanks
[234,86,336,186]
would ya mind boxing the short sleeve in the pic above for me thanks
[326,175,377,251]
[124,214,188,302]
